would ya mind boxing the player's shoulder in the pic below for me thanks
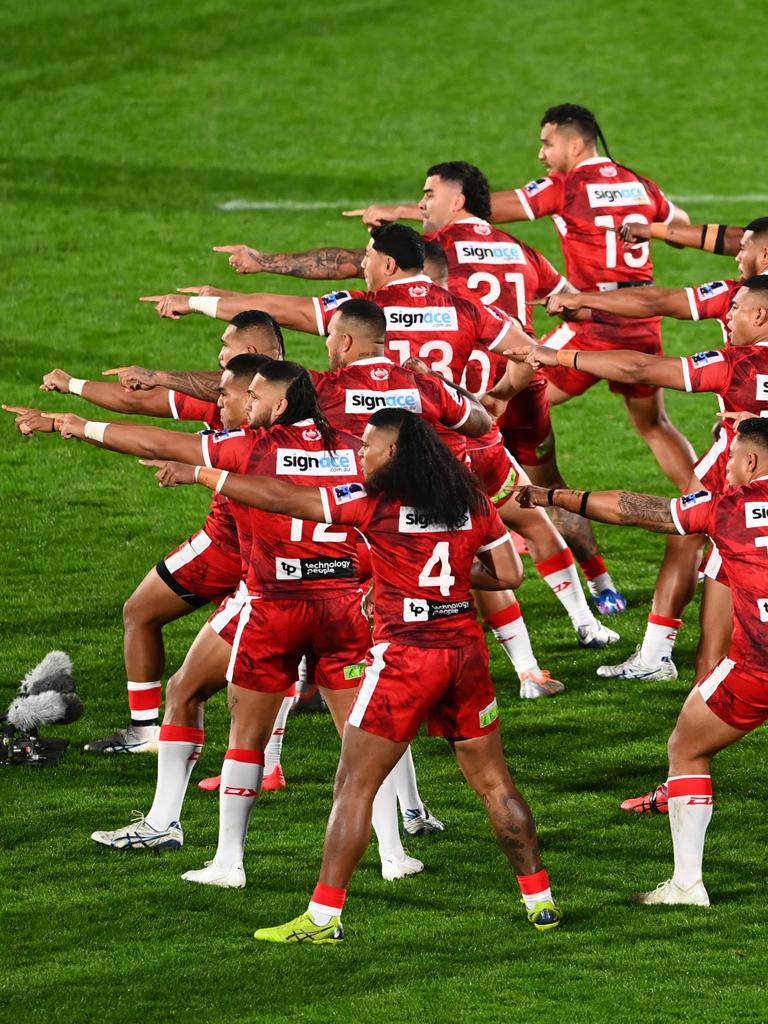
[208,426,249,444]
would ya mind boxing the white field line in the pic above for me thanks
[218,194,768,212]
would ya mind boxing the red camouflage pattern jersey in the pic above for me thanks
[319,481,510,647]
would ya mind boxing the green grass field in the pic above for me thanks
[2,1,767,1021]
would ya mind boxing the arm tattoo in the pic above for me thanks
[162,371,220,403]
[259,248,365,279]
[617,491,674,527]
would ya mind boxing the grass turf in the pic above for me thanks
[1,1,767,1021]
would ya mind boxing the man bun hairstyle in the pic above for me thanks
[541,103,613,161]
[229,309,285,357]
[370,224,425,272]
[426,161,491,221]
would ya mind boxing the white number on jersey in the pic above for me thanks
[289,518,348,543]
[418,541,455,597]
[466,271,526,321]
[388,338,455,380]
[460,349,492,394]
[594,214,650,269]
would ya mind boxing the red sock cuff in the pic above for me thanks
[225,748,265,765]
[311,883,347,911]
[517,868,550,895]
[535,548,574,577]
[648,613,682,629]
[667,776,712,798]
[128,686,162,712]
[579,554,607,579]
[484,603,523,629]
[159,724,205,746]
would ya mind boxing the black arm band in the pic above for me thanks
[699,224,708,250]
[579,491,591,517]
[547,488,557,506]
[714,225,728,256]
[572,351,580,370]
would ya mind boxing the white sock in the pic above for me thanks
[485,601,538,674]
[391,747,424,817]
[265,695,293,773]
[145,724,204,830]
[212,748,264,870]
[371,765,405,862]
[587,571,614,596]
[520,885,553,911]
[535,549,596,630]
[668,775,713,888]
[640,614,682,664]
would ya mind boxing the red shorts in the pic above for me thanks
[693,430,729,492]
[468,441,524,508]
[347,638,500,743]
[697,656,768,732]
[497,376,554,465]
[156,529,242,608]
[207,582,248,645]
[227,589,370,693]
[540,321,661,400]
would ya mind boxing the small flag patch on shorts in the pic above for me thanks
[479,699,499,728]
[343,663,366,680]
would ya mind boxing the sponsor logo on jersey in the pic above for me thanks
[385,306,459,332]
[757,598,768,623]
[370,367,390,381]
[332,482,366,504]
[212,428,246,443]
[755,374,768,399]
[302,427,322,441]
[524,177,553,196]
[473,222,492,236]
[398,506,472,533]
[599,164,618,178]
[696,281,728,300]
[402,597,472,622]
[478,698,499,728]
[345,388,423,413]
[586,182,651,208]
[320,290,352,311]
[275,448,356,475]
[408,285,428,298]
[275,556,355,581]
[680,489,712,509]
[745,502,768,526]
[690,350,725,368]
[454,240,525,266]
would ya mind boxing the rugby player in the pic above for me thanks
[156,407,561,939]
[515,415,768,907]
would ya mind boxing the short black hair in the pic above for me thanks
[737,416,768,450]
[229,309,285,357]
[257,359,337,453]
[742,275,768,298]
[745,217,768,243]
[336,298,387,341]
[541,103,613,159]
[223,353,274,384]
[426,161,491,220]
[370,224,425,271]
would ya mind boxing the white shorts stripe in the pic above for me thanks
[541,323,576,351]
[694,430,728,482]
[702,543,722,581]
[163,530,212,574]
[168,390,180,419]
[347,642,389,729]
[226,598,256,683]
[698,656,736,702]
[209,582,248,636]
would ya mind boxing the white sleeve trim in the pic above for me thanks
[669,498,686,535]
[319,487,332,524]
[661,202,677,226]
[486,318,512,352]
[680,356,693,392]
[201,436,213,468]
[477,532,513,553]
[546,276,569,297]
[684,287,701,321]
[446,397,472,430]
[168,390,180,420]
[312,297,327,336]
[514,188,536,221]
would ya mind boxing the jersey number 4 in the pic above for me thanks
[418,541,455,597]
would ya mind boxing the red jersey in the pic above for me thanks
[311,275,512,383]
[514,157,672,291]
[309,357,471,460]
[319,482,509,647]
[203,420,364,598]
[681,341,768,426]
[684,279,740,346]
[672,480,768,676]
[169,390,240,557]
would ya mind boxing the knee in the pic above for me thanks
[123,590,144,627]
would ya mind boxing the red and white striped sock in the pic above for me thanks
[484,601,538,674]
[580,554,617,596]
[516,867,553,911]
[213,748,264,870]
[308,882,347,925]
[535,548,596,630]
[640,614,682,664]
[146,724,204,830]
[128,679,162,728]
[667,775,713,888]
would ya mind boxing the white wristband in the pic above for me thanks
[194,465,201,481]
[214,470,229,493]
[68,378,87,396]
[188,296,221,318]
[84,421,109,444]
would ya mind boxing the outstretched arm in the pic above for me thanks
[213,244,365,280]
[40,369,175,416]
[619,220,743,256]
[342,203,422,228]
[102,367,220,403]
[140,291,320,333]
[164,464,327,521]
[546,286,693,320]
[43,413,205,463]
[488,190,529,223]
[526,344,686,389]
[515,485,678,534]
